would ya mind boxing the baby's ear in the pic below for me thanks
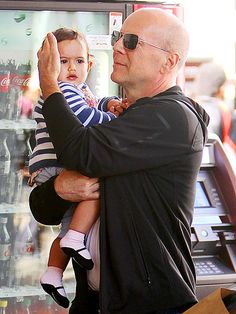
[87,54,95,72]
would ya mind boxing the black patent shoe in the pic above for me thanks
[41,283,70,308]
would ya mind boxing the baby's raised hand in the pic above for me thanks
[108,98,128,117]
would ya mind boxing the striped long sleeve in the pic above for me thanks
[29,81,118,174]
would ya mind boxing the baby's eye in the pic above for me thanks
[60,59,67,64]
[76,59,85,64]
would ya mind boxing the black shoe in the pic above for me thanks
[61,246,94,270]
[41,283,70,308]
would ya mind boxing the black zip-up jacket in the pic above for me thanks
[30,86,209,314]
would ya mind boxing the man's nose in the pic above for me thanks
[113,36,125,52]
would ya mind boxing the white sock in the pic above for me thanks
[60,229,91,260]
[40,266,66,298]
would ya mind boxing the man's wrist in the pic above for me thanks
[40,80,61,100]
[54,174,83,202]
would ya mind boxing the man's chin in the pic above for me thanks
[111,72,122,85]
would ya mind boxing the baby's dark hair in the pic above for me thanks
[51,27,90,58]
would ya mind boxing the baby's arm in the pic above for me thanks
[59,82,116,126]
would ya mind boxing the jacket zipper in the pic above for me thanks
[131,217,152,285]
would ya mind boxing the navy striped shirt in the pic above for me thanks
[29,81,117,174]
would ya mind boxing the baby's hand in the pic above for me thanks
[121,98,129,109]
[108,98,128,117]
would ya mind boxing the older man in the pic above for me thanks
[30,8,209,314]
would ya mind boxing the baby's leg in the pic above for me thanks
[60,200,99,270]
[48,237,70,268]
[40,237,70,308]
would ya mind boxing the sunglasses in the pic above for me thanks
[111,30,170,53]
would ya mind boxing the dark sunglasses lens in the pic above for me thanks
[123,34,138,50]
[111,31,120,46]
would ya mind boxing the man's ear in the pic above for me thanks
[87,54,95,72]
[161,53,180,73]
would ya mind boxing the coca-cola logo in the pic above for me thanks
[12,76,30,86]
[0,77,10,86]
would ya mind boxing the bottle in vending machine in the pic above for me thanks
[0,300,8,314]
[12,297,29,314]
[7,59,27,121]
[14,214,34,257]
[23,297,31,314]
[0,62,10,119]
[22,222,34,256]
[5,130,24,204]
[5,298,15,314]
[0,217,11,286]
[8,59,17,87]
[36,295,50,314]
[37,296,68,314]
[5,85,21,121]
[11,214,37,287]
[21,129,33,172]
[30,296,40,314]
[41,296,58,314]
[0,132,11,203]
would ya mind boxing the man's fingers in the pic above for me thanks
[47,32,56,45]
[37,32,61,99]
[54,170,100,202]
[88,190,100,200]
[89,182,100,193]
[37,47,42,59]
[40,36,50,55]
[47,33,59,57]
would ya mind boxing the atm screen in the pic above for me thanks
[194,181,211,208]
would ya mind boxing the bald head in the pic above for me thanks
[124,8,190,69]
[111,8,190,101]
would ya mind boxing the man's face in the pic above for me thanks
[111,14,167,92]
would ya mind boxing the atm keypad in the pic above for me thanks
[195,260,223,275]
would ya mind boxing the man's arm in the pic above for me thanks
[54,170,99,202]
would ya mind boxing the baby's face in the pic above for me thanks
[57,39,89,85]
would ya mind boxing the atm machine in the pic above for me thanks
[192,133,236,299]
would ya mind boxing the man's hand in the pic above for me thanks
[37,32,61,99]
[54,170,100,202]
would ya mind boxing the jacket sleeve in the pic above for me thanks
[42,93,202,178]
[59,83,116,126]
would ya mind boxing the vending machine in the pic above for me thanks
[0,1,129,312]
